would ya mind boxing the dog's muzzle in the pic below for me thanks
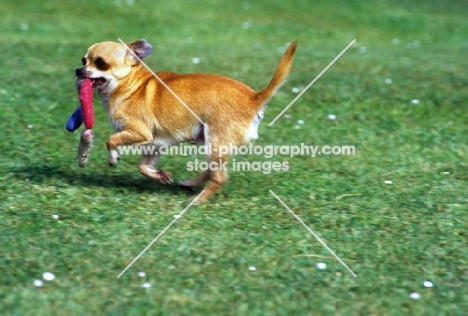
[75,68,106,88]
[75,67,88,79]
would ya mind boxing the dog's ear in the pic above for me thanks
[127,39,153,61]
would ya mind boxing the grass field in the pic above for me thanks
[1,0,467,315]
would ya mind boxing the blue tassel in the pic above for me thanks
[66,107,83,132]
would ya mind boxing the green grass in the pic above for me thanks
[1,0,468,314]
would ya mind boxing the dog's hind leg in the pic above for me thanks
[197,152,229,201]
[178,153,229,201]
[138,153,173,184]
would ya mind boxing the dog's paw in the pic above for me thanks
[108,150,120,167]
[178,180,195,188]
[178,181,196,192]
[108,159,119,167]
[157,170,173,184]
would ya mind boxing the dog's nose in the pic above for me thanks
[75,67,85,78]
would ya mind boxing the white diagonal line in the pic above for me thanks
[269,190,357,277]
[117,190,206,278]
[268,39,356,126]
[118,38,206,127]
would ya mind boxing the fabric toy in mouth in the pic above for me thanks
[66,77,94,131]
[68,78,95,167]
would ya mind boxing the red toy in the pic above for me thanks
[79,78,94,129]
[75,78,94,167]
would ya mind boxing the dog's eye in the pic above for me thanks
[81,57,86,66]
[94,57,109,70]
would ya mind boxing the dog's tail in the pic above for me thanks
[255,41,298,106]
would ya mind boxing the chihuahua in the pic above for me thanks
[75,39,297,200]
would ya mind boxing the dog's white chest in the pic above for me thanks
[110,119,124,132]
[98,90,124,132]
[98,90,110,111]
[109,112,124,132]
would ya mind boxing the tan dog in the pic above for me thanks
[75,39,297,200]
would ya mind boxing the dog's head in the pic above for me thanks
[75,39,153,93]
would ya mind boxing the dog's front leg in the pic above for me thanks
[106,130,151,167]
